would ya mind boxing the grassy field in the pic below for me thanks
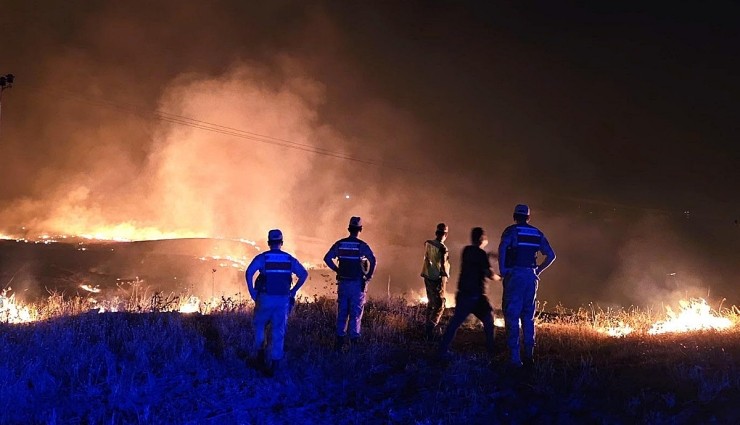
[1,294,739,424]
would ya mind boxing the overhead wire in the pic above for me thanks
[23,83,413,171]
[15,82,739,225]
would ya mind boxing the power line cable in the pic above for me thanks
[18,83,739,224]
[24,83,414,171]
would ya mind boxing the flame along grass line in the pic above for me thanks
[647,298,733,335]
[1,233,737,336]
[0,288,737,337]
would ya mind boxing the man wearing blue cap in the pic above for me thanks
[246,229,308,375]
[324,216,377,351]
[498,204,556,368]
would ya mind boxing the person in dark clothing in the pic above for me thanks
[439,227,496,359]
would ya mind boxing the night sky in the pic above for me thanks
[1,1,738,307]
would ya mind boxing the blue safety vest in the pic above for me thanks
[261,252,293,295]
[507,225,543,268]
[337,239,365,280]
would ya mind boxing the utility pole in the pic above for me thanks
[211,268,217,301]
[0,73,16,137]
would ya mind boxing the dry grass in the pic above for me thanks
[0,292,739,424]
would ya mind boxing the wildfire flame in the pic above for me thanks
[0,226,206,243]
[647,299,733,335]
[597,322,635,337]
[69,223,206,242]
[407,289,455,307]
[178,296,201,314]
[0,289,34,323]
[197,255,249,270]
[80,284,101,293]
[2,230,738,337]
[410,289,506,326]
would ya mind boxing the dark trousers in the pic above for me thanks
[440,294,495,353]
[424,277,447,326]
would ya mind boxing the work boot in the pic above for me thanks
[350,336,361,348]
[424,323,434,339]
[334,336,345,352]
[522,345,534,368]
[265,359,281,377]
[248,348,266,369]
[487,347,496,362]
[425,323,443,341]
[438,348,453,362]
[509,350,523,369]
[523,357,535,369]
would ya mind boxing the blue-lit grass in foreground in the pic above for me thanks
[1,295,739,424]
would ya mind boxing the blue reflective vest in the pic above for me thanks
[506,225,543,268]
[261,252,293,295]
[337,239,365,280]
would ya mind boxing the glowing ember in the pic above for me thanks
[80,284,101,293]
[597,322,634,337]
[197,254,249,270]
[648,298,733,335]
[74,223,206,242]
[0,289,33,323]
[302,261,316,270]
[179,296,201,313]
[0,225,206,243]
[237,238,258,247]
[407,289,456,307]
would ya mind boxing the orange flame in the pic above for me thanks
[648,299,733,335]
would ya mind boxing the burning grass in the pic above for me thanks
[0,291,739,424]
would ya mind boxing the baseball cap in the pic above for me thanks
[348,216,363,228]
[514,204,530,216]
[267,229,283,242]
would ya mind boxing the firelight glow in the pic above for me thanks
[647,299,733,335]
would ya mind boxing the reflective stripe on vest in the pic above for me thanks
[512,226,542,267]
[338,241,364,280]
[262,252,293,295]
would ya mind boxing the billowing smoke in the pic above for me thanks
[0,1,737,307]
[146,62,327,243]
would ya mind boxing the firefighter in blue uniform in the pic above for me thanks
[246,229,308,375]
[498,204,556,368]
[324,216,377,351]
